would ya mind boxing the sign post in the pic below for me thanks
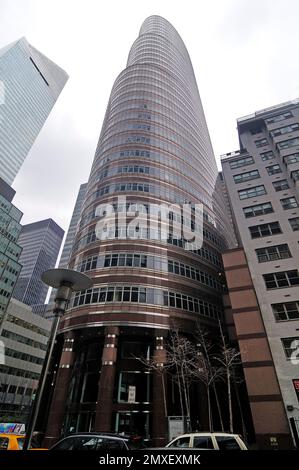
[128,386,136,403]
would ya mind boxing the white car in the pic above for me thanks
[166,433,248,450]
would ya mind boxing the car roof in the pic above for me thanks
[63,432,131,440]
[172,433,241,437]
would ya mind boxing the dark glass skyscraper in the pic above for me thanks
[43,16,235,447]
[13,219,64,306]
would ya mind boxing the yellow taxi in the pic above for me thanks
[0,433,47,450]
[0,433,26,450]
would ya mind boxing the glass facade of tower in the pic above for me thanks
[47,183,87,311]
[42,16,235,447]
[0,37,68,185]
[0,177,22,319]
[13,219,64,307]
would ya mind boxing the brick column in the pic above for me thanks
[43,331,76,448]
[152,334,168,446]
[223,247,294,449]
[94,326,119,432]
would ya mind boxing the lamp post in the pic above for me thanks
[23,268,92,450]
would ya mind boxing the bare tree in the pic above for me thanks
[134,321,242,436]
[166,330,194,420]
[233,374,247,439]
[134,329,195,421]
[189,325,224,431]
[214,320,242,433]
[212,381,225,432]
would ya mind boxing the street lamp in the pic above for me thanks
[23,268,92,450]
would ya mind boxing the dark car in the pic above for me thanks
[49,432,145,451]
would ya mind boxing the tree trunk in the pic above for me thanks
[176,367,184,417]
[213,382,224,432]
[207,386,212,432]
[181,366,190,418]
[161,372,167,418]
[227,368,233,433]
[234,380,247,439]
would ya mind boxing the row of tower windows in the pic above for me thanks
[72,228,223,267]
[72,285,222,320]
[75,252,225,292]
[93,150,211,203]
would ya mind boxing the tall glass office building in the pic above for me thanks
[43,16,235,447]
[0,37,68,185]
[13,219,64,307]
[47,183,88,312]
[0,178,22,320]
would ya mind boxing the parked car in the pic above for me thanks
[49,433,145,451]
[166,433,248,450]
[0,433,25,450]
[0,433,46,450]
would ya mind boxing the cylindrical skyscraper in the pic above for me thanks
[43,16,235,447]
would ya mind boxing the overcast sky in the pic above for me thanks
[1,0,299,234]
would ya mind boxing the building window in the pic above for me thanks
[78,256,98,272]
[121,342,151,360]
[284,153,299,165]
[229,156,254,169]
[270,123,299,137]
[265,111,293,125]
[255,138,268,148]
[272,301,299,321]
[272,179,289,192]
[280,197,298,210]
[256,244,291,263]
[260,151,275,161]
[125,135,150,144]
[120,150,151,158]
[137,113,151,120]
[243,202,273,218]
[277,137,299,150]
[249,222,281,238]
[117,165,150,174]
[115,412,150,440]
[1,329,47,351]
[289,217,299,231]
[81,373,100,403]
[117,372,152,403]
[131,124,151,131]
[238,185,266,200]
[281,337,299,359]
[233,170,260,184]
[266,164,282,175]
[291,170,299,181]
[250,127,263,135]
[263,270,299,289]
